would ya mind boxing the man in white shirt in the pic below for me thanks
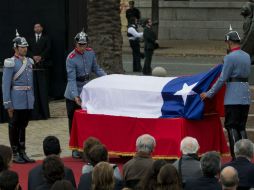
[127,17,143,72]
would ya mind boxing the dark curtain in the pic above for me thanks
[0,0,67,98]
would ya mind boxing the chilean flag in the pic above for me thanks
[80,64,223,120]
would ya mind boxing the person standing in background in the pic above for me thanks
[28,22,51,120]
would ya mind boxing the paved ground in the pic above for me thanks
[0,39,234,160]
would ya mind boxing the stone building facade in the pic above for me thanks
[128,0,247,40]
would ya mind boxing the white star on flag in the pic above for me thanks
[174,82,198,105]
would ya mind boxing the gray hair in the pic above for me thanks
[180,136,199,155]
[200,151,221,177]
[220,166,239,189]
[234,139,254,160]
[136,134,156,154]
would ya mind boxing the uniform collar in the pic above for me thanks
[230,47,241,52]
[75,48,85,55]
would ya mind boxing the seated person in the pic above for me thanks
[78,144,123,190]
[92,162,115,190]
[173,137,202,185]
[36,155,65,190]
[0,145,12,172]
[222,139,254,190]
[82,136,101,174]
[220,166,239,190]
[28,136,76,190]
[123,134,155,189]
[184,151,222,190]
[0,170,20,190]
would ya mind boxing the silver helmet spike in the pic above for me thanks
[16,29,20,37]
[229,24,232,31]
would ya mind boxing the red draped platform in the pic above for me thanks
[69,110,229,159]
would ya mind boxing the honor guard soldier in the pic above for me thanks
[64,30,106,158]
[2,30,35,163]
[201,26,251,159]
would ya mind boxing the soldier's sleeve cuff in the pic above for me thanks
[3,101,13,109]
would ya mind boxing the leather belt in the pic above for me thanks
[228,77,248,82]
[12,86,32,90]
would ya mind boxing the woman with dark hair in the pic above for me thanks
[78,145,123,190]
[50,180,74,190]
[0,145,13,172]
[82,137,101,173]
[36,155,65,190]
[92,162,114,190]
[139,160,167,190]
[0,170,21,190]
[157,164,182,190]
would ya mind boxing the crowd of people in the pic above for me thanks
[1,135,254,190]
[1,1,253,190]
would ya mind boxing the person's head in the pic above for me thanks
[92,162,114,190]
[144,18,152,28]
[42,155,65,184]
[34,22,44,34]
[234,139,254,160]
[129,1,135,8]
[89,144,108,166]
[13,30,28,57]
[224,29,241,51]
[157,164,182,190]
[50,180,74,190]
[74,31,88,53]
[200,151,221,177]
[136,134,156,154]
[83,137,101,162]
[0,170,20,190]
[220,166,239,190]
[180,136,200,155]
[43,136,61,156]
[0,145,12,172]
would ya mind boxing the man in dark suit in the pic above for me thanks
[28,136,76,190]
[28,22,51,120]
[222,139,254,190]
[184,151,222,190]
[143,18,157,75]
[126,1,141,25]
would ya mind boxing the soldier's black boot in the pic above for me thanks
[19,151,35,163]
[227,128,240,160]
[19,142,35,163]
[12,147,25,164]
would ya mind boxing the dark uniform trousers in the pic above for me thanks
[143,49,153,75]
[66,99,81,135]
[129,40,142,72]
[9,109,31,153]
[224,105,249,158]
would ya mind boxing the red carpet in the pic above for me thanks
[11,156,231,190]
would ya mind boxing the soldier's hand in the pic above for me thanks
[7,109,14,118]
[75,97,82,106]
[200,92,207,101]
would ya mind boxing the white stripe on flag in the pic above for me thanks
[81,74,176,118]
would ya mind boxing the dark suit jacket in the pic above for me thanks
[28,34,51,67]
[78,172,123,190]
[28,164,76,190]
[143,26,156,51]
[222,157,254,190]
[184,176,222,190]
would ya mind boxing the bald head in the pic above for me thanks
[220,166,239,190]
